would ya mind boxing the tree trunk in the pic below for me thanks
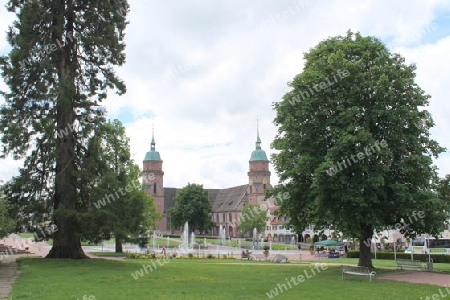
[46,219,89,259]
[115,236,123,253]
[358,224,374,268]
[46,1,87,259]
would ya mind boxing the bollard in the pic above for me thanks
[427,258,433,271]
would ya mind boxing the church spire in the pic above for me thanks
[256,116,261,150]
[249,117,268,161]
[144,123,162,161]
[151,123,156,151]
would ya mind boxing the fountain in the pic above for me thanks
[179,221,190,252]
[219,225,226,245]
[191,232,195,248]
[222,227,226,246]
[152,233,156,250]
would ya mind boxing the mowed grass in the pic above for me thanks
[304,257,450,272]
[10,257,445,300]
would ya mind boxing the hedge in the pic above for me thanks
[162,234,181,238]
[346,250,450,263]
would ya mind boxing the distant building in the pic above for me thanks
[264,206,297,243]
[142,126,275,237]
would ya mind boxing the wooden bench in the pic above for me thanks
[314,252,328,259]
[396,259,425,270]
[342,265,376,281]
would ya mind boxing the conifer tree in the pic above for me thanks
[0,0,129,258]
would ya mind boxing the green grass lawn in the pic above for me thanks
[151,238,182,247]
[197,238,298,250]
[270,244,298,250]
[18,233,35,239]
[9,257,447,300]
[303,257,450,272]
[88,252,127,257]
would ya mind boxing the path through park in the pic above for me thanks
[2,234,450,299]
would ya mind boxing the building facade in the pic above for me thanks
[143,128,274,237]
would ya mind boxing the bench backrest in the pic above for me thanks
[343,265,370,273]
[396,259,422,265]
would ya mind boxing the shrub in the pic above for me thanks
[188,253,193,259]
[207,254,215,259]
[125,253,159,259]
[346,251,450,263]
[162,234,181,238]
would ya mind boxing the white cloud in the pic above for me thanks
[0,0,449,189]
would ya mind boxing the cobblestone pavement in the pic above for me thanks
[0,234,47,300]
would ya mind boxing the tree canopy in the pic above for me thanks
[78,120,160,252]
[168,183,214,233]
[238,203,267,236]
[0,0,129,258]
[0,182,15,239]
[270,31,447,268]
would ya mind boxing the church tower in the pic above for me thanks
[247,122,271,204]
[143,128,166,231]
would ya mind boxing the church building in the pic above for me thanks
[142,127,274,237]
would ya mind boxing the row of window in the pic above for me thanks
[267,225,286,231]
[213,214,287,225]
[214,213,233,223]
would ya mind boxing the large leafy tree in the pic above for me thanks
[438,175,450,202]
[168,183,214,233]
[238,203,267,237]
[79,120,160,253]
[270,31,447,268]
[0,182,16,239]
[0,0,129,258]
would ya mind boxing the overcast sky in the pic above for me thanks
[1,0,449,189]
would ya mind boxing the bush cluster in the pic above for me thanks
[162,234,181,238]
[126,253,158,259]
[346,251,450,263]
[125,252,237,260]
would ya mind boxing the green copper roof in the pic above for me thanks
[249,129,268,161]
[144,131,162,161]
[144,150,161,161]
[250,149,268,161]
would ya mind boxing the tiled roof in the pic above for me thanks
[164,188,221,211]
[211,185,248,212]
